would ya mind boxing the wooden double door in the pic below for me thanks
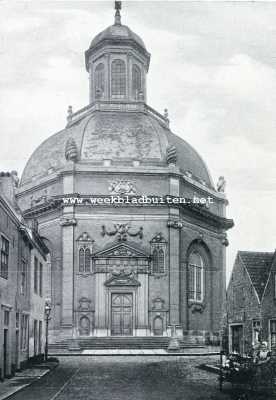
[111,293,133,336]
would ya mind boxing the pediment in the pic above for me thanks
[104,271,141,287]
[93,242,149,259]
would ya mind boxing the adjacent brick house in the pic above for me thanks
[227,250,276,355]
[0,172,49,380]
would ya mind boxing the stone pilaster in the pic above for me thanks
[167,176,182,328]
[60,170,76,332]
[60,214,76,329]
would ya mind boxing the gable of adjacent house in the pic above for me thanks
[227,252,260,323]
[239,251,274,303]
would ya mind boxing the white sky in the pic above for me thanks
[1,1,276,282]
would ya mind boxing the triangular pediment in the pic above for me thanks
[104,271,141,287]
[93,242,149,259]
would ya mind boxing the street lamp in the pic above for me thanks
[44,299,52,361]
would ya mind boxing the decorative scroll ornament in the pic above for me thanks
[150,233,167,243]
[167,219,183,229]
[30,189,48,207]
[108,179,136,195]
[104,270,141,287]
[222,236,229,247]
[77,232,93,242]
[60,217,77,227]
[101,223,143,241]
[217,176,226,193]
[152,297,165,310]
[166,145,177,165]
[65,137,78,162]
[78,297,92,311]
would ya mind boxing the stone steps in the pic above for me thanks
[49,337,204,350]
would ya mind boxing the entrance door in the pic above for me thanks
[111,293,133,336]
[231,325,243,354]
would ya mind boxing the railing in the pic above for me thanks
[67,101,169,127]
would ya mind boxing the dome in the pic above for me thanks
[20,110,213,188]
[90,24,147,52]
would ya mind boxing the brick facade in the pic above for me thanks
[227,251,276,355]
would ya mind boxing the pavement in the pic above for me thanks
[3,355,234,400]
[0,361,58,400]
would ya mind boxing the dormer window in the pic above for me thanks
[111,59,126,99]
[132,64,142,99]
[95,63,105,98]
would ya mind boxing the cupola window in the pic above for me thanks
[95,63,105,98]
[132,64,142,99]
[111,59,126,98]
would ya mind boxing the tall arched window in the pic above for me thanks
[111,59,126,99]
[157,249,165,273]
[188,251,204,301]
[152,249,158,273]
[152,248,165,274]
[84,248,90,272]
[79,248,85,273]
[95,63,105,97]
[132,64,142,99]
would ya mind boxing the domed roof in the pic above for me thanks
[90,24,147,51]
[20,110,213,188]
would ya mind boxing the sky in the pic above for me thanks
[0,1,276,282]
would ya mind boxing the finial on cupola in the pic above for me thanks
[114,1,122,25]
[67,105,73,123]
[164,108,170,127]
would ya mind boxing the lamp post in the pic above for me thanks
[44,300,52,361]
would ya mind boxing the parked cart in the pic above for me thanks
[219,350,276,399]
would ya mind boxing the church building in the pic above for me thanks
[16,3,233,343]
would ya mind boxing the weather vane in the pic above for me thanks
[114,1,122,25]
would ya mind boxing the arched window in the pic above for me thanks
[188,251,204,302]
[152,248,165,274]
[132,64,142,99]
[111,59,126,98]
[157,249,165,273]
[79,248,85,273]
[95,63,105,97]
[152,249,158,273]
[84,248,90,272]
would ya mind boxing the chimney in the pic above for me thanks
[0,171,19,205]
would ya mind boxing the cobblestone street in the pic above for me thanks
[10,356,233,400]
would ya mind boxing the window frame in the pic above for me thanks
[39,262,43,297]
[151,244,166,275]
[21,258,27,295]
[34,256,38,294]
[188,251,204,303]
[132,64,142,99]
[111,59,126,99]
[1,234,9,279]
[95,62,105,97]
[269,319,276,349]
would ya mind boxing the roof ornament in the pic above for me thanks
[166,145,177,166]
[217,176,226,193]
[164,108,170,127]
[67,105,73,123]
[114,1,122,25]
[65,137,78,162]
